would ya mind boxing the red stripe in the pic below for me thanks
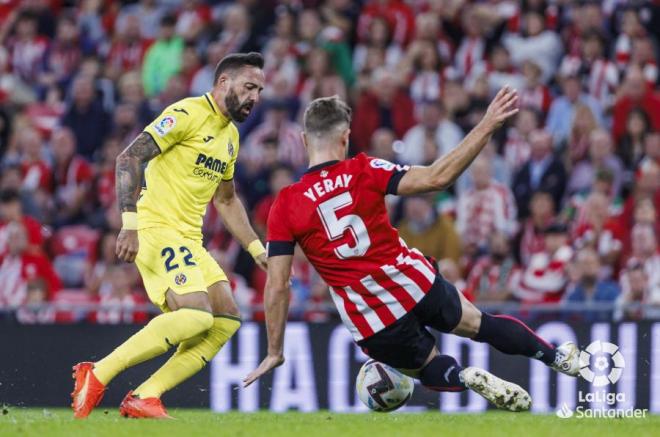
[494,314,554,350]
[332,287,374,339]
[404,251,436,287]
[350,280,397,326]
[370,269,417,312]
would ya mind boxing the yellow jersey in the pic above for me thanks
[139,93,239,240]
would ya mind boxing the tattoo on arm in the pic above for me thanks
[115,132,161,212]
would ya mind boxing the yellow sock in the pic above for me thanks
[94,308,214,385]
[133,315,241,398]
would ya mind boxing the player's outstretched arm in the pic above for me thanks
[115,132,161,262]
[214,180,267,270]
[397,86,519,195]
[243,254,293,387]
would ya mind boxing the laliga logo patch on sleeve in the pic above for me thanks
[154,115,176,136]
[370,159,396,171]
[369,159,409,172]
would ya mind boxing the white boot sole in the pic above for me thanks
[462,367,532,412]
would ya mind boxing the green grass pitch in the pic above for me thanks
[1,408,659,437]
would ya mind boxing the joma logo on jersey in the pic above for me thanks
[195,153,228,174]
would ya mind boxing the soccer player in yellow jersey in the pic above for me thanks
[71,52,268,419]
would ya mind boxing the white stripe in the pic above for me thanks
[381,265,426,303]
[329,288,362,340]
[399,254,436,284]
[359,275,407,319]
[344,286,386,333]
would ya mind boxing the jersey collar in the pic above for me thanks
[304,160,340,175]
[205,93,230,124]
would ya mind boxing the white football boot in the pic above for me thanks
[460,367,532,412]
[551,341,581,377]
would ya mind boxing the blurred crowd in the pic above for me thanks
[0,0,659,325]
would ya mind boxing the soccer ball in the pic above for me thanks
[356,360,414,412]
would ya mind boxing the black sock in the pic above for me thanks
[473,313,557,365]
[419,354,467,392]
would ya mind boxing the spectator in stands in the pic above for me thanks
[518,191,556,265]
[515,222,572,304]
[16,128,51,194]
[190,41,225,97]
[518,60,551,116]
[369,128,397,163]
[465,232,521,303]
[0,222,60,308]
[299,47,347,112]
[85,231,120,299]
[351,67,415,153]
[41,14,83,95]
[559,30,618,110]
[105,14,151,82]
[572,192,624,280]
[141,14,183,97]
[4,11,48,85]
[622,224,660,303]
[502,108,539,172]
[244,100,306,170]
[93,264,146,325]
[512,129,566,219]
[503,10,562,83]
[438,258,466,294]
[457,156,517,256]
[546,74,604,147]
[618,108,651,169]
[253,165,294,240]
[567,129,624,197]
[60,74,111,160]
[352,16,401,75]
[564,248,620,321]
[398,196,461,264]
[612,65,660,143]
[117,0,166,41]
[615,259,660,321]
[0,189,44,256]
[397,99,463,166]
[456,140,511,196]
[468,44,524,98]
[50,127,92,227]
[566,103,598,164]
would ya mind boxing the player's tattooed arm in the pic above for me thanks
[397,86,519,195]
[115,132,161,212]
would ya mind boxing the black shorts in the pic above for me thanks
[356,274,463,370]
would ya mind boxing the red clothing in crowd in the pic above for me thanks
[0,216,44,255]
[612,91,660,142]
[351,91,416,153]
[357,0,415,46]
[0,251,61,306]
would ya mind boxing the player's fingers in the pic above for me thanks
[116,243,127,261]
[501,108,520,119]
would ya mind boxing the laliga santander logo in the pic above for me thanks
[578,340,625,387]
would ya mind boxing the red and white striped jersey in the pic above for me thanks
[267,153,437,341]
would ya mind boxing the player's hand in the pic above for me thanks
[116,229,139,263]
[482,86,519,132]
[243,354,285,387]
[254,253,268,272]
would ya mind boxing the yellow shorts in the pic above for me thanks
[135,227,228,312]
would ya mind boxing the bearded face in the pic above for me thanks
[224,85,255,122]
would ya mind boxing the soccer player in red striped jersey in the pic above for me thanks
[244,88,580,411]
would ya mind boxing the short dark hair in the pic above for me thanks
[160,14,177,27]
[303,95,352,137]
[0,189,20,204]
[213,52,264,85]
